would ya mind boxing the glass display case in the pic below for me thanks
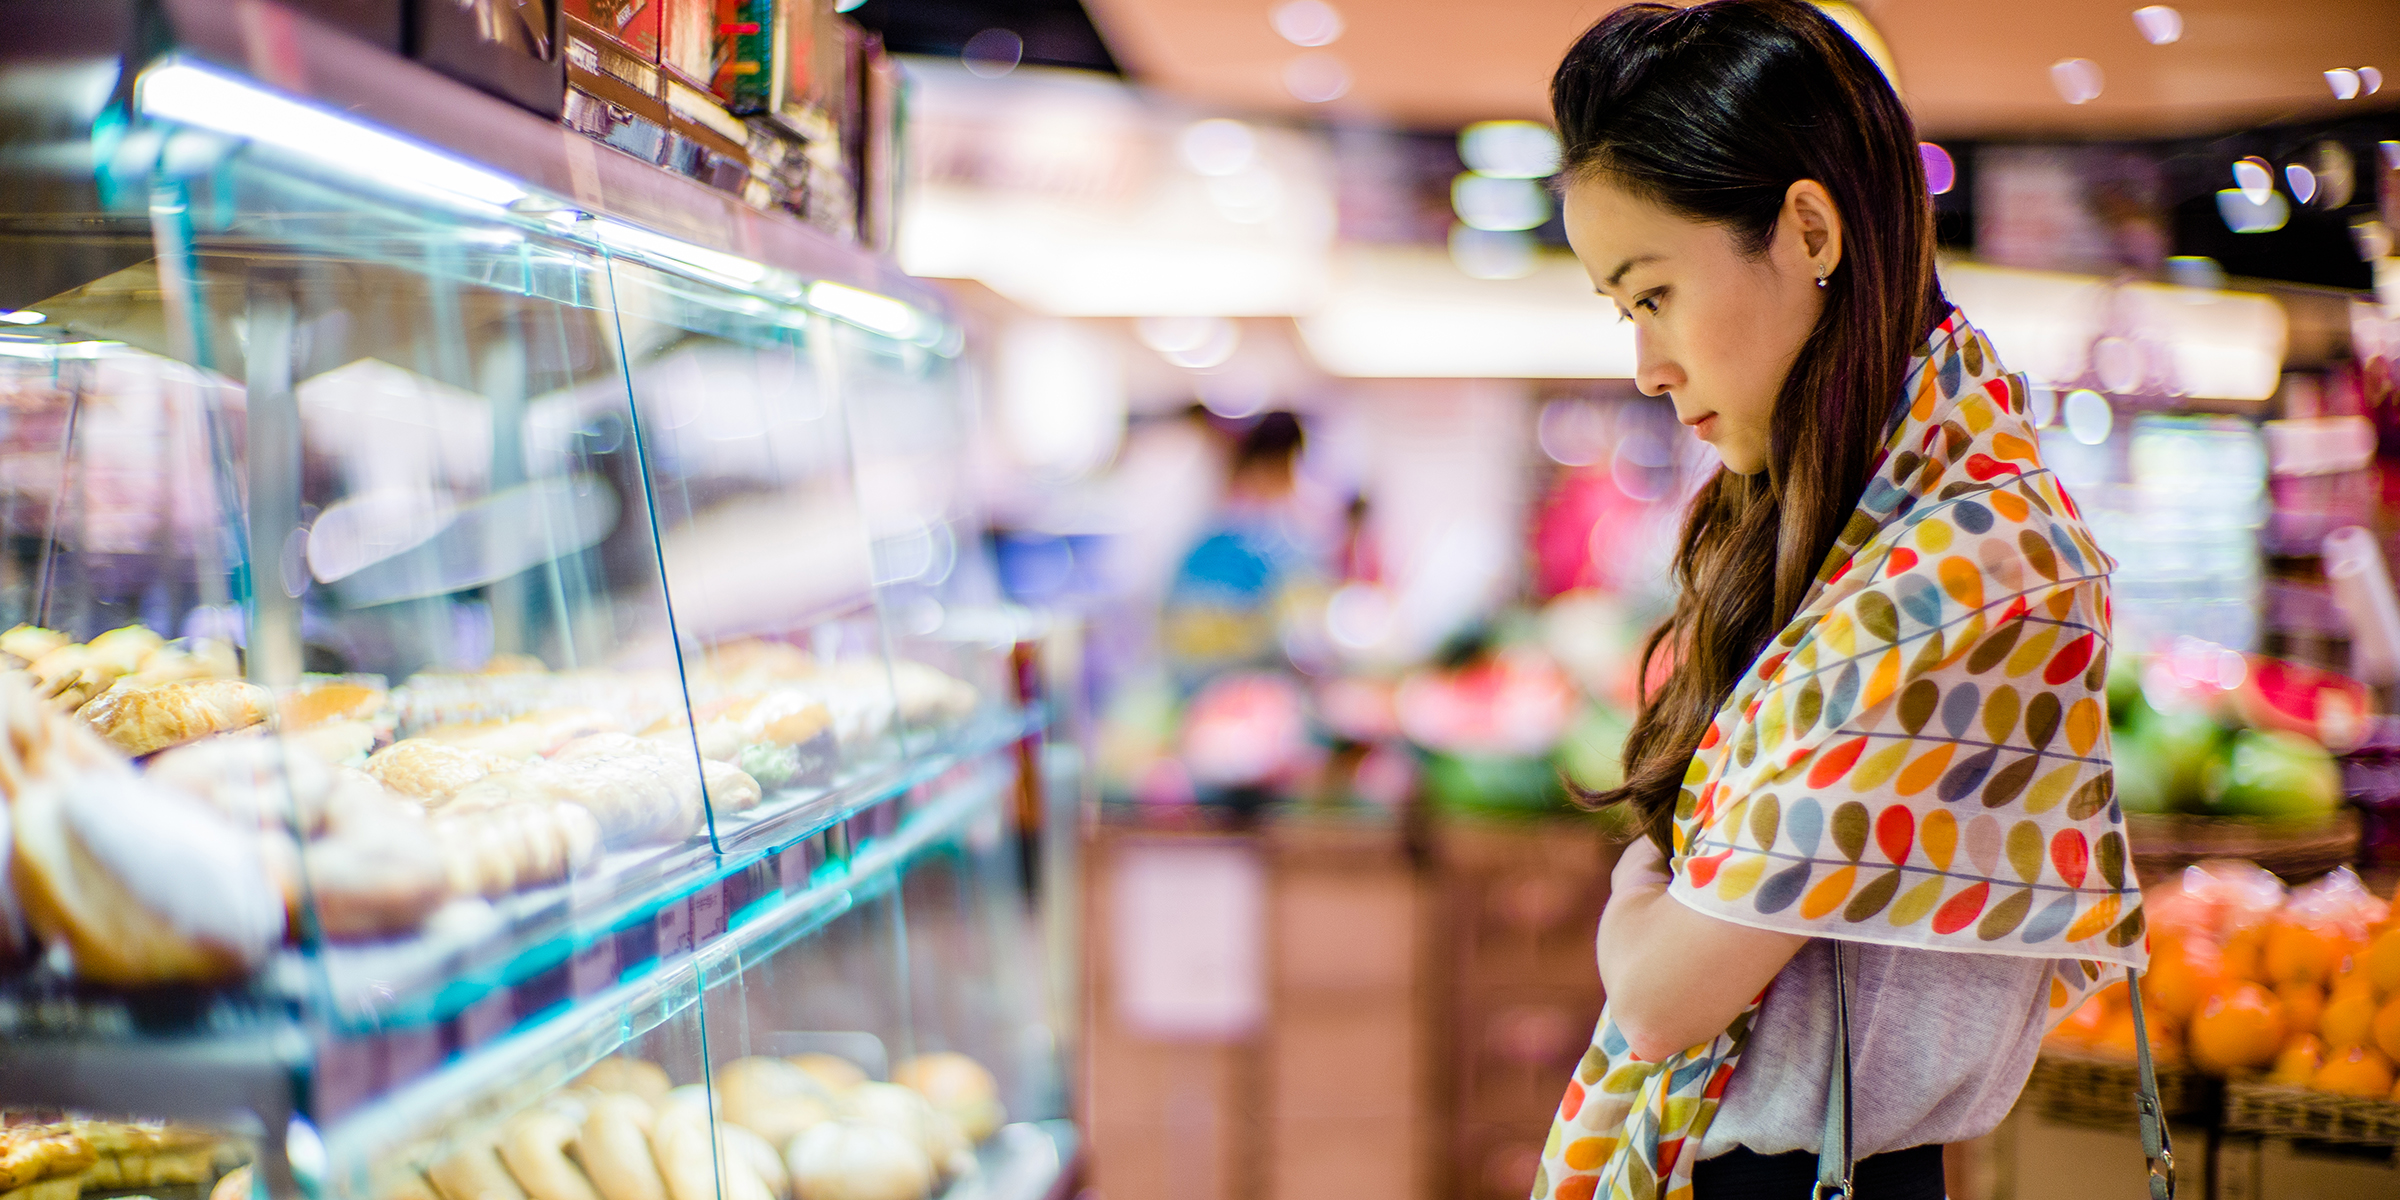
[0,7,1074,1200]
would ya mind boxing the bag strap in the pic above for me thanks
[1813,941,1854,1200]
[2127,968,2177,1200]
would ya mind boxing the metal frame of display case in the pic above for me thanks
[0,4,1078,1200]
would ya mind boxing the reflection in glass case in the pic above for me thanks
[0,11,1074,1200]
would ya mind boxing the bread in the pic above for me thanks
[0,625,69,667]
[383,1170,442,1200]
[76,680,271,756]
[892,1054,1005,1143]
[840,1085,969,1180]
[26,646,124,711]
[208,1165,252,1200]
[722,1127,788,1200]
[366,740,517,803]
[0,1128,94,1190]
[701,759,762,816]
[447,756,702,850]
[0,1178,82,1200]
[12,772,285,985]
[714,1057,834,1146]
[786,1054,868,1096]
[122,638,240,688]
[781,1124,932,1200]
[575,1059,672,1104]
[574,1094,667,1200]
[498,1110,602,1200]
[280,681,385,731]
[650,1105,770,1200]
[427,1139,527,1200]
[84,626,166,673]
[303,797,450,940]
[424,709,623,760]
[143,737,336,836]
[430,799,601,898]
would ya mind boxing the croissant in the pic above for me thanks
[75,679,271,756]
[429,800,601,897]
[446,754,703,849]
[365,738,517,803]
[0,624,69,668]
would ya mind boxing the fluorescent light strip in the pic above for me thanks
[589,217,772,288]
[136,59,527,212]
[0,340,121,360]
[0,311,43,325]
[807,281,918,339]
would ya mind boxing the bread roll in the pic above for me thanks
[650,1106,770,1200]
[785,1055,867,1096]
[892,1054,1005,1143]
[839,1086,968,1180]
[447,756,701,850]
[84,626,165,673]
[26,645,124,711]
[12,773,284,985]
[77,680,271,756]
[207,1164,253,1200]
[576,1060,672,1105]
[714,1057,834,1146]
[0,1127,95,1190]
[0,625,69,667]
[499,1110,602,1200]
[366,740,516,803]
[302,798,451,940]
[782,1124,931,1200]
[143,737,336,836]
[428,1139,528,1200]
[722,1127,788,1200]
[573,1094,667,1200]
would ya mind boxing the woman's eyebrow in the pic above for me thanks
[1605,254,1663,289]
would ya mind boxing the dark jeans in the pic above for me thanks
[1693,1143,1946,1199]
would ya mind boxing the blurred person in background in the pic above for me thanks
[1158,410,1329,687]
[1534,4,2148,1199]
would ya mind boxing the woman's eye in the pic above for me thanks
[1634,292,1663,315]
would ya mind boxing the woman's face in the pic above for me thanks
[1561,176,1839,475]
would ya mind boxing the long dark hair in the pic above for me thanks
[1554,0,1947,850]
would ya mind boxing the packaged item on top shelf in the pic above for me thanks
[0,1117,243,1200]
[564,10,672,165]
[564,0,661,65]
[413,0,569,118]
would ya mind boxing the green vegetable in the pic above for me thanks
[739,742,799,790]
[2202,728,2341,820]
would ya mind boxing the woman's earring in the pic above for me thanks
[1815,266,1829,288]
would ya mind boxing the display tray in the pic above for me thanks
[2223,1079,2400,1148]
[2023,1050,2220,1129]
[320,753,1019,1184]
[2125,810,2361,884]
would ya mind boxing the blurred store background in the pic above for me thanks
[833,1,2400,1198]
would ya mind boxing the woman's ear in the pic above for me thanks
[1785,179,1844,278]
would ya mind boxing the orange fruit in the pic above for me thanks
[2325,983,2381,1048]
[2375,998,2400,1061]
[2270,1034,2325,1086]
[2277,983,2325,1039]
[2045,993,2110,1051]
[2223,925,2268,981]
[2191,983,2288,1073]
[2313,1045,2397,1097]
[2266,919,2344,988]
[2144,943,2235,1023]
[2368,928,2400,998]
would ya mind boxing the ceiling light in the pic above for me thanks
[2051,58,2104,105]
[807,280,920,338]
[2231,156,2273,204]
[2064,389,2113,445]
[962,28,1023,78]
[2131,6,2182,45]
[1270,0,1343,48]
[0,311,42,325]
[2285,163,2318,206]
[1179,119,1256,177]
[2326,68,2362,100]
[137,58,527,213]
[1458,121,1560,179]
[2217,188,2289,234]
[1449,225,1536,281]
[1919,142,1956,194]
[1451,174,1550,232]
[1284,53,1350,103]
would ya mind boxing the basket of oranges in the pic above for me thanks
[2041,859,2400,1144]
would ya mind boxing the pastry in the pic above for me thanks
[292,720,378,766]
[574,1094,667,1200]
[447,756,703,850]
[386,1169,443,1200]
[208,1165,252,1200]
[786,1055,867,1096]
[892,1054,1004,1143]
[430,799,601,898]
[12,772,285,985]
[714,1057,834,1146]
[424,709,622,760]
[303,795,450,939]
[839,1086,969,1180]
[279,680,385,731]
[76,680,272,756]
[498,1110,601,1200]
[365,740,516,803]
[575,1059,672,1105]
[83,626,166,673]
[122,639,239,688]
[723,1127,788,1200]
[0,1178,81,1200]
[0,1127,94,1191]
[428,1139,527,1200]
[26,646,123,712]
[701,759,762,816]
[650,1105,769,1200]
[781,1124,932,1200]
[143,737,336,836]
[0,625,69,667]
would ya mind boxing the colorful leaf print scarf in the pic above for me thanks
[1535,309,2149,1200]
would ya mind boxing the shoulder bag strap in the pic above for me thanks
[2126,968,2177,1200]
[1813,940,1853,1200]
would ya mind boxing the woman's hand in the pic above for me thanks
[1596,835,1808,1062]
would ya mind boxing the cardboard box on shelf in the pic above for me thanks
[562,0,659,61]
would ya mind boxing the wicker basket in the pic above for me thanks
[2223,1079,2400,1147]
[2126,810,2361,884]
[2024,1051,2217,1130]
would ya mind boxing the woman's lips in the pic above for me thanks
[1687,413,1718,439]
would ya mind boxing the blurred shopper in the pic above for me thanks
[1158,411,1327,686]
[1534,4,2151,1199]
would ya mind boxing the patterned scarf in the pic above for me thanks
[1535,310,2149,1200]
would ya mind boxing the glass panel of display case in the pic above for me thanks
[0,116,718,1041]
[603,259,912,857]
[829,325,1019,759]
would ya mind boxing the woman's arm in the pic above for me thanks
[1599,836,1810,1062]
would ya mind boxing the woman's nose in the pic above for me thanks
[1634,331,1680,398]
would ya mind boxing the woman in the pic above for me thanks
[1537,4,2152,1199]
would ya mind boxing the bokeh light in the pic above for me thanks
[1270,0,1344,48]
[2216,187,2290,234]
[1919,142,1956,194]
[2326,68,2361,100]
[1459,121,1561,179]
[1283,53,1351,103]
[2064,388,2113,445]
[1449,225,1536,280]
[2132,5,2183,45]
[2051,58,2104,105]
[961,28,1023,78]
[1451,173,1551,232]
[2285,163,2317,205]
[2231,156,2273,203]
[1179,119,1256,176]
